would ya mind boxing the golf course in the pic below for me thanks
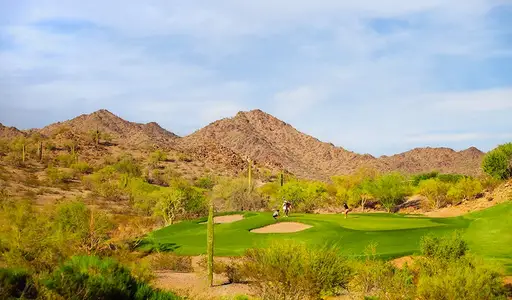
[144,201,512,273]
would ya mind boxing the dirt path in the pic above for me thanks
[251,222,312,233]
[200,214,244,224]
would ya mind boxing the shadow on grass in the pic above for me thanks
[137,240,181,253]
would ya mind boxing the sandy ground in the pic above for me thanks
[200,214,244,224]
[251,222,312,233]
[391,256,416,268]
[154,271,254,300]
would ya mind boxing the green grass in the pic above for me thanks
[143,202,512,273]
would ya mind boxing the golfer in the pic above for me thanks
[343,203,350,219]
[273,209,279,220]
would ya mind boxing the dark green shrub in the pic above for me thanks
[44,256,180,300]
[412,171,440,186]
[46,167,73,184]
[114,155,142,177]
[243,241,352,300]
[195,176,215,190]
[483,143,512,180]
[56,153,76,167]
[420,231,468,260]
[0,268,37,299]
[71,161,93,174]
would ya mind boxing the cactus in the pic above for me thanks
[38,141,43,162]
[22,144,26,163]
[248,159,252,192]
[207,201,214,287]
[280,170,284,187]
[95,127,100,145]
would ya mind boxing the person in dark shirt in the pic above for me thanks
[273,209,279,220]
[343,203,350,219]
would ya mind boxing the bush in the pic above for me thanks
[412,171,440,186]
[43,256,180,300]
[197,256,227,274]
[243,241,352,300]
[416,256,506,300]
[150,150,168,164]
[367,173,410,212]
[114,155,142,177]
[225,261,245,284]
[447,177,483,204]
[195,176,215,190]
[46,166,74,184]
[0,268,37,299]
[417,178,451,209]
[71,161,93,174]
[56,153,77,167]
[149,253,193,272]
[420,231,468,260]
[483,143,512,180]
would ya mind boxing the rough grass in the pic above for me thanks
[143,202,512,273]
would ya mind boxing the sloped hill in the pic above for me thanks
[179,110,485,178]
[38,109,178,147]
[0,123,26,139]
[379,146,484,176]
[179,109,377,178]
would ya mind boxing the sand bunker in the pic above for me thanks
[251,222,312,233]
[200,215,244,224]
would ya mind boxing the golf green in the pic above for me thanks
[144,201,512,272]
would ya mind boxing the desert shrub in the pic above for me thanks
[56,153,77,167]
[243,241,352,300]
[349,258,415,299]
[3,152,23,167]
[114,155,142,177]
[420,231,468,260]
[275,180,330,213]
[0,200,67,272]
[483,143,512,180]
[84,166,125,200]
[411,171,440,186]
[43,255,180,300]
[195,176,215,190]
[150,150,168,164]
[417,178,451,209]
[0,268,37,299]
[45,141,57,151]
[71,161,93,174]
[198,255,227,274]
[437,173,464,183]
[225,261,245,284]
[447,177,483,204]
[415,256,506,300]
[54,200,112,254]
[366,172,410,212]
[213,177,268,212]
[177,153,192,162]
[149,253,193,272]
[46,166,74,184]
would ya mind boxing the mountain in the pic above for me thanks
[0,123,26,139]
[180,110,378,178]
[179,110,485,179]
[39,109,178,147]
[379,147,485,176]
[1,109,486,179]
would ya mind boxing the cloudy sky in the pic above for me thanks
[1,1,511,156]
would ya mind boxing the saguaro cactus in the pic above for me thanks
[247,159,253,192]
[207,201,214,287]
[22,144,26,163]
[38,141,43,162]
[280,170,284,187]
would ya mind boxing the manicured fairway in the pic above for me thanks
[143,202,511,272]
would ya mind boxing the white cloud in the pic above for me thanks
[431,88,512,112]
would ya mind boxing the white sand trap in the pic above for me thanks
[200,214,244,224]
[251,222,312,233]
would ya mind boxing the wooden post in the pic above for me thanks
[207,201,214,287]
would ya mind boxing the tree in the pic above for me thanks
[153,188,186,225]
[418,178,450,209]
[367,173,409,212]
[482,143,512,180]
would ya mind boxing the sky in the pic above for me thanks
[0,1,511,156]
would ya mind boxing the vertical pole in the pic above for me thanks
[22,144,26,163]
[38,141,43,162]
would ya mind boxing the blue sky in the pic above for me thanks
[0,0,511,156]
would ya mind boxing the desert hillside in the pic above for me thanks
[1,109,485,179]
